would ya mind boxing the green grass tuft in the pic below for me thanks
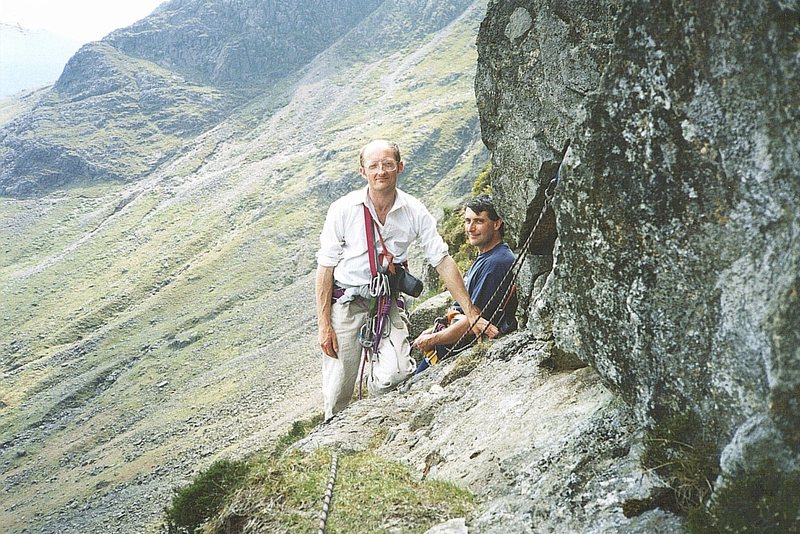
[640,411,720,513]
[163,459,251,534]
[184,426,474,534]
[625,411,720,520]
[272,413,325,457]
[162,413,324,533]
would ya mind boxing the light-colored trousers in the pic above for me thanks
[322,298,414,421]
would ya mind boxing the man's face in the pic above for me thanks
[360,142,403,194]
[464,207,502,252]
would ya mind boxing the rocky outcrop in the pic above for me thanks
[476,0,799,527]
[105,0,384,88]
[298,333,683,533]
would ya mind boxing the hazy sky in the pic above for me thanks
[0,0,166,43]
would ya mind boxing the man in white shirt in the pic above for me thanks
[316,139,494,420]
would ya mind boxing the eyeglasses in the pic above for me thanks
[363,160,398,173]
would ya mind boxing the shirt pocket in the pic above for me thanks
[383,224,414,260]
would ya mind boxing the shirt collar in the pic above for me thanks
[351,186,408,213]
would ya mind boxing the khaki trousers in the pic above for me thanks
[322,298,414,421]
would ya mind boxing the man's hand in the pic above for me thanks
[318,324,339,358]
[465,305,499,339]
[413,332,437,352]
[435,256,498,340]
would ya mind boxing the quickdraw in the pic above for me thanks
[369,272,390,298]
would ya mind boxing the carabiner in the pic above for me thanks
[358,322,373,348]
[369,272,390,297]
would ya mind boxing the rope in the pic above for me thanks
[435,140,570,363]
[318,451,338,534]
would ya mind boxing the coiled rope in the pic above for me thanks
[317,451,338,534]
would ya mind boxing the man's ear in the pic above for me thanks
[397,161,404,174]
[494,218,503,232]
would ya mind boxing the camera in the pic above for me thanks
[390,264,424,297]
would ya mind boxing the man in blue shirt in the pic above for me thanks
[413,195,518,372]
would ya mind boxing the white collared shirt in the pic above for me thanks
[317,186,449,287]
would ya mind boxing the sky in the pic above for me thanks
[0,0,166,44]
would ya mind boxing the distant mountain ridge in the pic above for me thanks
[104,0,385,88]
[0,0,477,196]
[0,23,81,97]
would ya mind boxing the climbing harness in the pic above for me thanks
[317,451,338,534]
[429,139,571,365]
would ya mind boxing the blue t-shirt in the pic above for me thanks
[454,242,518,334]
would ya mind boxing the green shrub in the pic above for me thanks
[164,459,251,533]
[471,162,492,196]
[163,413,324,533]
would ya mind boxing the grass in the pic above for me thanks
[624,411,721,522]
[163,416,474,534]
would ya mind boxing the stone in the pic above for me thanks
[476,0,799,527]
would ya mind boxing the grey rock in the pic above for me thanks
[407,292,453,340]
[476,0,799,527]
[298,341,681,533]
[425,517,467,534]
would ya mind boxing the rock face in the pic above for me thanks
[105,0,384,88]
[476,0,799,526]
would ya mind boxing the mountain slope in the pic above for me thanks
[0,1,488,532]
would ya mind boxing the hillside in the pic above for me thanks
[0,1,489,532]
[2,0,797,532]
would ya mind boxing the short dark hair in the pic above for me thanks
[359,140,402,167]
[465,194,505,236]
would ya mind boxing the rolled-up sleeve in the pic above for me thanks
[414,206,449,268]
[317,203,343,267]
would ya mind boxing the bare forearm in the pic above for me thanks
[428,316,470,346]
[315,265,340,357]
[315,265,334,328]
[435,256,479,316]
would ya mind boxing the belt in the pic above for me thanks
[332,287,346,302]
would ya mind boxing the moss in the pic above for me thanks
[686,470,800,534]
[440,343,488,388]
[627,411,720,517]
